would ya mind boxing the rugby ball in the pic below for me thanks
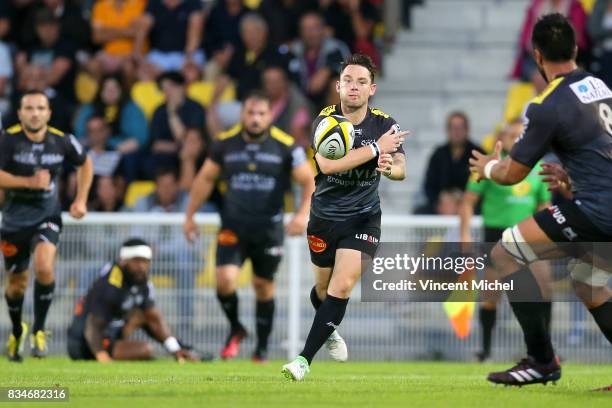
[313,115,355,160]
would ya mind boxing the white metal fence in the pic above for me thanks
[0,213,609,363]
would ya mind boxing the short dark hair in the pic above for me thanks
[340,54,377,83]
[19,90,50,109]
[242,89,271,105]
[155,166,179,181]
[157,71,185,88]
[122,238,150,248]
[531,13,576,62]
[446,111,470,131]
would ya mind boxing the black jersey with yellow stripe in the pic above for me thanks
[311,104,404,220]
[209,125,307,224]
[0,125,87,232]
[510,69,612,234]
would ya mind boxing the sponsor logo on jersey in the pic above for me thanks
[562,227,578,241]
[307,235,327,253]
[0,241,18,257]
[218,229,239,246]
[570,76,612,104]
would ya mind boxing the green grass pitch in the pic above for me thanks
[0,358,610,407]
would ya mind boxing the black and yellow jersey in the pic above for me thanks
[311,104,404,220]
[210,125,307,224]
[0,125,87,232]
[510,70,612,234]
[69,263,155,338]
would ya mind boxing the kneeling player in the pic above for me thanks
[67,239,197,362]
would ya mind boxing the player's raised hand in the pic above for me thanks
[29,169,51,190]
[183,217,199,243]
[469,141,502,182]
[70,199,88,219]
[376,153,393,176]
[539,162,573,198]
[377,126,409,154]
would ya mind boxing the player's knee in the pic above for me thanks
[143,343,155,359]
[252,277,274,300]
[572,279,611,309]
[498,227,538,268]
[216,270,237,293]
[34,261,54,283]
[6,273,28,297]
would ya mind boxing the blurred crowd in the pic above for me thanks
[0,0,415,213]
[415,0,612,215]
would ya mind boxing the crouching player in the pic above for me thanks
[67,239,198,362]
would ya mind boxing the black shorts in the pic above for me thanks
[307,211,381,268]
[534,199,612,243]
[215,220,284,281]
[0,216,62,274]
[484,227,505,243]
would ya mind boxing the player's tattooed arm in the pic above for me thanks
[469,141,531,185]
[142,307,172,343]
[84,314,112,363]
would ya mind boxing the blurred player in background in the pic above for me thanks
[282,54,409,381]
[67,239,199,363]
[470,14,612,387]
[460,118,553,361]
[0,91,93,362]
[184,90,315,362]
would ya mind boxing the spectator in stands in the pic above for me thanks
[291,11,350,106]
[215,12,297,101]
[257,0,319,46]
[15,9,76,103]
[202,0,246,81]
[0,1,12,40]
[19,0,91,52]
[0,38,12,114]
[134,0,204,74]
[89,0,147,77]
[588,0,612,86]
[74,74,148,154]
[89,175,125,212]
[319,0,382,67]
[84,116,124,178]
[147,71,206,180]
[130,167,208,332]
[436,189,463,216]
[418,111,483,214]
[262,65,312,148]
[511,0,589,81]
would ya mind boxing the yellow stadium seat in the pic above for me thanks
[503,82,536,124]
[123,181,156,208]
[244,0,261,9]
[131,81,165,120]
[150,275,174,288]
[580,0,595,13]
[188,80,236,108]
[75,72,99,104]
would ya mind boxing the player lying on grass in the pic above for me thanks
[67,239,200,363]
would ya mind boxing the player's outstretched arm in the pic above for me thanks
[143,307,198,362]
[70,156,93,219]
[184,158,221,242]
[316,127,409,175]
[469,141,531,185]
